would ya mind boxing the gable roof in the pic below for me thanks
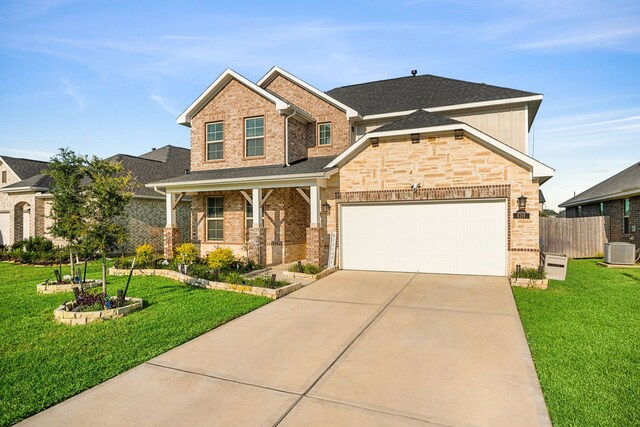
[177,68,289,126]
[559,162,640,207]
[257,66,360,119]
[0,156,48,180]
[0,173,52,192]
[373,110,461,133]
[326,119,554,183]
[326,73,542,120]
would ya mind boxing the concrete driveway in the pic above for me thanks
[20,271,550,427]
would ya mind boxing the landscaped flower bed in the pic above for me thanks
[108,267,302,299]
[37,280,102,294]
[54,297,143,326]
[283,262,338,281]
[509,267,548,289]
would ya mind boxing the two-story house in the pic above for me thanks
[149,67,554,276]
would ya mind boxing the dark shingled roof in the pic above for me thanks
[539,190,546,204]
[326,74,539,116]
[151,156,336,186]
[559,162,640,207]
[373,110,461,133]
[0,173,52,190]
[0,156,48,180]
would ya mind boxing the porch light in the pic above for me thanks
[513,195,530,219]
[371,137,379,147]
[411,133,420,144]
[321,202,331,213]
[454,129,464,140]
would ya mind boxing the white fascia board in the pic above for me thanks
[146,171,334,193]
[559,188,640,208]
[177,68,289,126]
[0,186,48,194]
[326,124,554,180]
[257,66,360,119]
[358,95,544,122]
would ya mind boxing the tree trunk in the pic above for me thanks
[102,254,107,294]
[69,251,74,280]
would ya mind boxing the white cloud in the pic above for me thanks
[60,79,85,110]
[150,94,179,116]
[515,27,640,50]
[0,146,54,160]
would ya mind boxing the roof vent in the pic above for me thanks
[411,70,417,76]
[151,147,156,151]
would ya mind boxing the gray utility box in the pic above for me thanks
[604,242,636,265]
[541,253,567,281]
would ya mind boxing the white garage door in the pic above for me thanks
[340,200,507,276]
[0,211,9,245]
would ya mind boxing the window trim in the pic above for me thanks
[317,122,332,146]
[244,199,264,237]
[577,205,582,218]
[206,196,224,242]
[244,116,266,159]
[205,121,224,162]
[623,198,630,235]
[1,171,6,184]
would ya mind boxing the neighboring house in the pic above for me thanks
[149,67,554,276]
[559,162,640,244]
[0,145,191,252]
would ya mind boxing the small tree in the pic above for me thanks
[46,148,88,277]
[83,157,133,292]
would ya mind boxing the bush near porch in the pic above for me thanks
[513,259,640,426]
[0,261,270,426]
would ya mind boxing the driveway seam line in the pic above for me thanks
[145,361,300,397]
[283,296,382,306]
[272,273,418,426]
[305,395,456,426]
[391,304,518,318]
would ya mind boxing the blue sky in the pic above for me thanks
[0,0,639,210]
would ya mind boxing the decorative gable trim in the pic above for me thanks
[258,66,360,119]
[177,68,289,127]
[326,124,554,182]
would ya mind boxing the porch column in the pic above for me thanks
[164,192,180,259]
[306,184,327,267]
[248,187,266,265]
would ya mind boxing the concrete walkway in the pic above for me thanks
[20,271,550,427]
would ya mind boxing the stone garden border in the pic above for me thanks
[37,280,102,294]
[509,277,548,290]
[54,297,143,326]
[108,267,302,299]
[282,265,339,281]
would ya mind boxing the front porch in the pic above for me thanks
[163,183,329,267]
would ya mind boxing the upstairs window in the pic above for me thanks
[318,122,331,146]
[1,171,6,183]
[207,197,224,241]
[623,198,630,234]
[245,117,264,157]
[206,122,224,160]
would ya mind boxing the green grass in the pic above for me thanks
[513,259,640,426]
[0,261,271,426]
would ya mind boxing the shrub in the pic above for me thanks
[302,264,323,275]
[207,248,236,271]
[14,236,54,253]
[512,267,546,280]
[75,289,106,309]
[221,271,244,285]
[135,243,155,268]
[174,243,198,265]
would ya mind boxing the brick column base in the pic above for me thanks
[306,226,328,267]
[248,227,267,266]
[163,227,181,259]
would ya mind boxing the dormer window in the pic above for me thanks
[245,116,265,157]
[206,122,224,160]
[318,122,331,146]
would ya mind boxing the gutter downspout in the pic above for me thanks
[153,186,166,196]
[284,111,297,167]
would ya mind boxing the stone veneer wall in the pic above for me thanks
[329,131,540,272]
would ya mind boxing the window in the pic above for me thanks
[623,198,630,235]
[245,200,264,237]
[577,206,582,217]
[206,122,223,160]
[599,202,604,216]
[207,197,224,241]
[318,122,331,146]
[1,171,6,184]
[245,117,264,157]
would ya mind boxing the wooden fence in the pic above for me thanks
[540,216,609,259]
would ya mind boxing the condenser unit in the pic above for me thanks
[604,242,636,265]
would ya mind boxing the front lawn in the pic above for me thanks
[0,261,271,426]
[513,259,640,426]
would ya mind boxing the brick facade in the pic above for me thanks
[566,196,640,245]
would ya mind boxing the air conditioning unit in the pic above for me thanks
[604,242,636,265]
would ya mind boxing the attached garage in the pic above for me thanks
[340,200,507,276]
